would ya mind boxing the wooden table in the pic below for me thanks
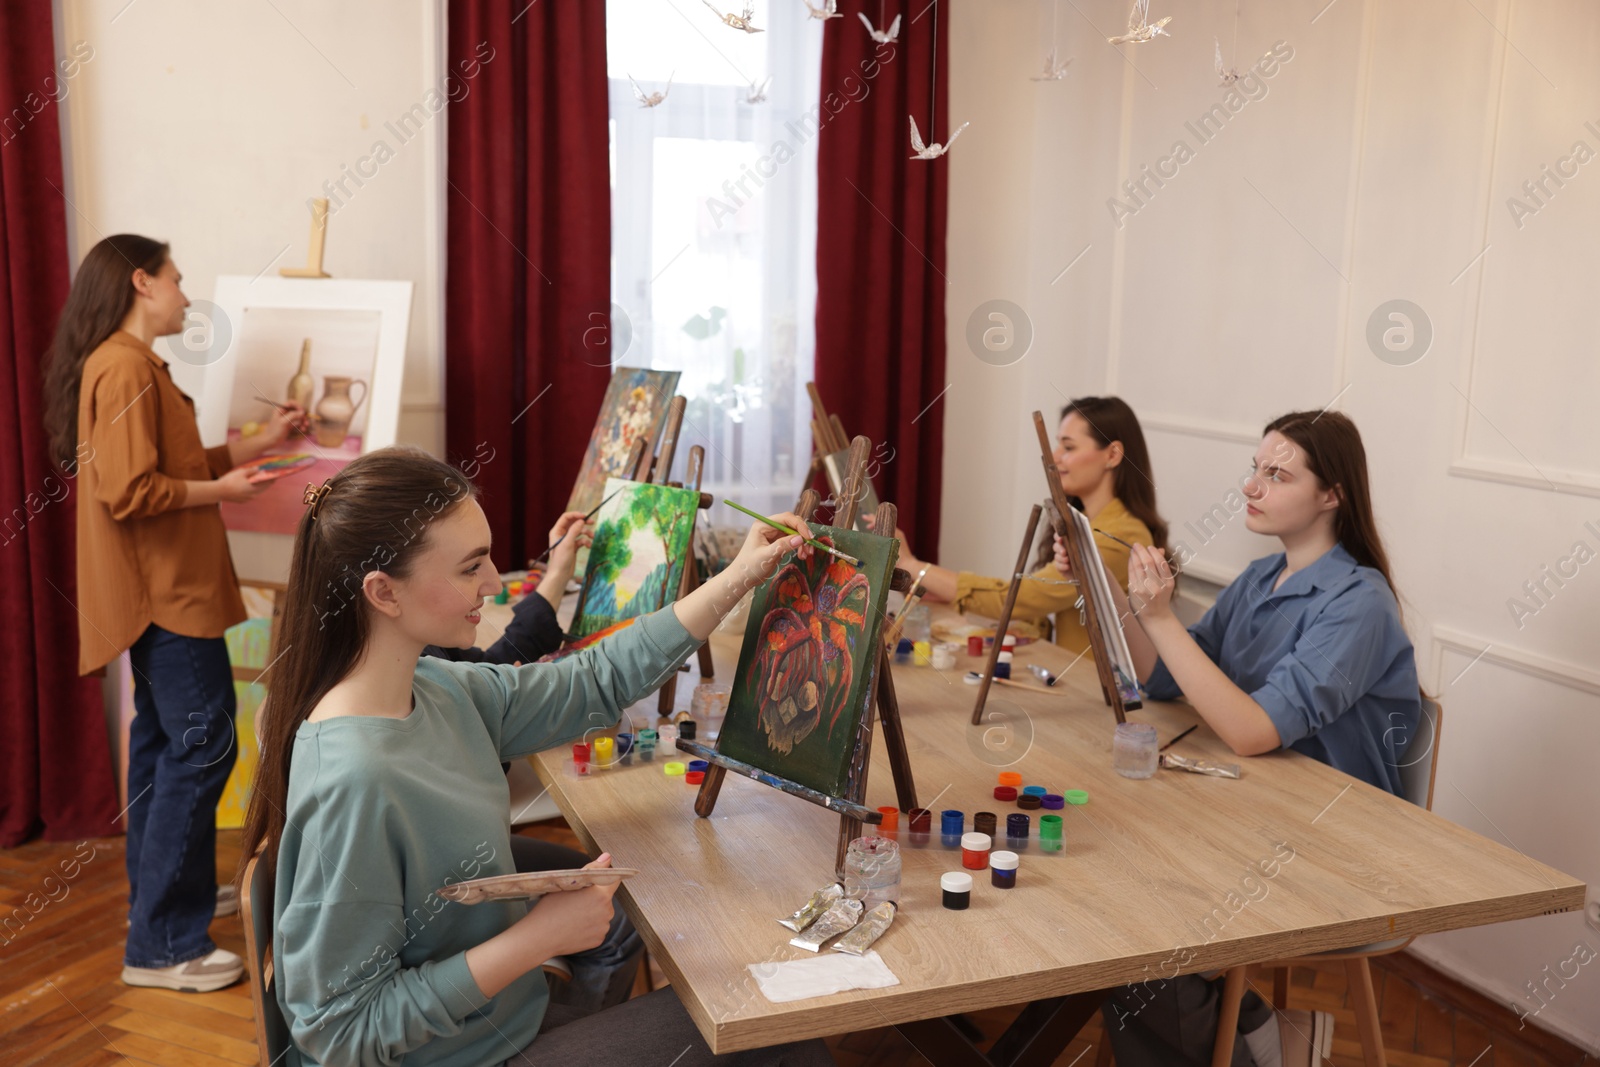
[524,606,1586,1059]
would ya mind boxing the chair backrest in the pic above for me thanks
[1397,697,1443,811]
[241,851,301,1067]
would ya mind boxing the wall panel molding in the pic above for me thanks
[1431,625,1600,699]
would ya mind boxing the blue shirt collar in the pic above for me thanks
[1264,542,1360,599]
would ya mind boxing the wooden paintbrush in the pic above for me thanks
[253,394,323,421]
[723,500,862,566]
[529,487,624,567]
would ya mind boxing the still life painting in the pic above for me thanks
[217,308,379,535]
[567,478,700,640]
[717,524,897,797]
[565,367,682,516]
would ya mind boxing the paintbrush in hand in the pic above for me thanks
[253,394,323,421]
[529,487,624,567]
[723,500,862,566]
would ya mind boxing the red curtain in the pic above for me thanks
[814,1,950,562]
[445,2,613,566]
[0,5,120,846]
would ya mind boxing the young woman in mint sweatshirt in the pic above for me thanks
[239,447,833,1067]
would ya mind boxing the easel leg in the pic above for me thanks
[876,645,918,811]
[971,505,1043,726]
[692,764,728,817]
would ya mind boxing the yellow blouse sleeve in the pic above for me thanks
[954,566,1079,630]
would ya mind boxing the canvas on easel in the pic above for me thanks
[566,367,683,515]
[971,411,1142,726]
[566,476,699,640]
[679,436,920,878]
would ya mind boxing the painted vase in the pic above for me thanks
[314,375,367,447]
[285,339,314,411]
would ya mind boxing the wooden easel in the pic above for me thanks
[552,396,712,698]
[678,436,920,879]
[804,383,849,492]
[648,397,718,713]
[968,504,1043,725]
[280,198,332,278]
[970,412,1137,726]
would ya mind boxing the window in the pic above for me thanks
[607,0,822,525]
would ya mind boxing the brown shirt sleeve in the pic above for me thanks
[87,358,189,518]
[205,443,234,479]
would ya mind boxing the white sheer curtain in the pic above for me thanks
[607,0,821,528]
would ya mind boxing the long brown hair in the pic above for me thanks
[42,235,170,470]
[1262,410,1399,598]
[1034,396,1169,568]
[237,447,480,883]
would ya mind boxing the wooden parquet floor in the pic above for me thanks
[2,826,1590,1066]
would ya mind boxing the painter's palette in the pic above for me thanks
[437,868,638,904]
[240,452,317,483]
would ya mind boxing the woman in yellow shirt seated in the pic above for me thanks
[897,396,1168,654]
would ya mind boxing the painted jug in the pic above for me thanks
[314,375,367,447]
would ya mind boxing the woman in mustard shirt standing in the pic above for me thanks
[41,234,307,992]
[897,396,1168,654]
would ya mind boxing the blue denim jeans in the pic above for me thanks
[124,623,238,968]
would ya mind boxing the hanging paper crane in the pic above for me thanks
[802,0,842,20]
[1031,47,1072,80]
[1214,38,1240,84]
[857,10,901,41]
[746,75,772,104]
[629,72,672,108]
[1108,0,1171,44]
[703,1,764,33]
[909,115,969,160]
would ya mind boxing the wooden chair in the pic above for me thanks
[1210,698,1444,1067]
[232,581,287,686]
[241,850,302,1067]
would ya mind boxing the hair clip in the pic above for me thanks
[302,480,333,519]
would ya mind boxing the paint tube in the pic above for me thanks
[777,883,843,932]
[788,897,863,952]
[1161,753,1242,779]
[832,901,896,956]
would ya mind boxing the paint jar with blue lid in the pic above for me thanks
[940,809,964,848]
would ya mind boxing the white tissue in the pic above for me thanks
[747,950,900,1003]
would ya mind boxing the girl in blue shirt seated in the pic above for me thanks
[1055,411,1421,1067]
[239,447,834,1067]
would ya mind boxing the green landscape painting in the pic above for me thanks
[568,478,700,640]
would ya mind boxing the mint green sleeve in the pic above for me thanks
[430,606,705,760]
[278,896,489,1067]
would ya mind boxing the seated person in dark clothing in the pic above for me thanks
[423,509,591,665]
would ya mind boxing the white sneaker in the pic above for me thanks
[122,948,244,993]
[1242,1009,1334,1067]
[1242,1014,1283,1067]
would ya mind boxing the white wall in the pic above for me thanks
[55,0,448,581]
[947,0,1599,1051]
